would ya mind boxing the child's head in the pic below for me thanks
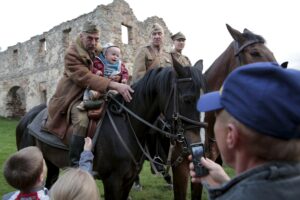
[49,168,100,200]
[3,146,47,191]
[103,43,121,64]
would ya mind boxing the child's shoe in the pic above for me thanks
[89,90,100,100]
[76,101,85,111]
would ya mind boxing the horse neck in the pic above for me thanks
[126,82,162,133]
[204,44,236,91]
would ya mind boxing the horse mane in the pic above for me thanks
[131,66,202,106]
[243,31,266,43]
[237,29,266,46]
[131,67,173,106]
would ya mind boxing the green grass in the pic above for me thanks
[95,164,176,199]
[0,117,234,199]
[0,117,18,195]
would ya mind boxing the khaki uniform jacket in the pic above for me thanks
[45,37,111,138]
[171,50,192,67]
[132,45,173,82]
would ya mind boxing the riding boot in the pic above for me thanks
[69,135,85,167]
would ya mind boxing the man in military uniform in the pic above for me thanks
[132,23,173,190]
[171,32,192,66]
[45,21,134,167]
[132,23,173,82]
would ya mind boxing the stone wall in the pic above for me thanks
[0,0,172,117]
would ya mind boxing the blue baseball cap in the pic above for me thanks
[197,62,300,139]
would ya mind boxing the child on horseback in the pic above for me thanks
[77,43,129,111]
[45,21,133,168]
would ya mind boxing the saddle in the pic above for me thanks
[27,101,107,150]
[86,101,106,138]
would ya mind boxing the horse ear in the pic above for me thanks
[194,59,204,73]
[243,28,254,35]
[171,53,188,77]
[226,24,246,44]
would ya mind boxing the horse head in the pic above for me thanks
[203,24,278,162]
[205,24,277,91]
[227,24,277,71]
[160,63,204,145]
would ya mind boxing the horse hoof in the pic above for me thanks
[164,183,173,190]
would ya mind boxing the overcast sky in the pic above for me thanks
[0,0,299,70]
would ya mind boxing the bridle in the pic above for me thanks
[160,75,207,166]
[234,39,264,66]
[164,77,207,130]
[107,72,207,167]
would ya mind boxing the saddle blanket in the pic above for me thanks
[27,108,68,150]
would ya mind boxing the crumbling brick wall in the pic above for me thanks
[0,0,172,117]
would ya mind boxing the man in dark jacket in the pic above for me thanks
[45,21,134,167]
[190,62,300,200]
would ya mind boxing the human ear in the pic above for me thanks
[226,123,239,149]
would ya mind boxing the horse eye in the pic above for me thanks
[182,95,195,104]
[250,51,261,57]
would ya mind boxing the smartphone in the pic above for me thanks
[190,142,209,177]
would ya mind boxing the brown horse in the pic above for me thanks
[203,24,277,165]
[187,24,279,200]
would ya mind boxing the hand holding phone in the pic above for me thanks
[190,143,209,177]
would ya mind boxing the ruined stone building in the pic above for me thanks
[0,0,172,118]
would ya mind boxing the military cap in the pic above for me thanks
[82,21,100,34]
[150,23,164,35]
[171,32,186,40]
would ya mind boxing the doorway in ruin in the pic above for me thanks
[6,86,26,118]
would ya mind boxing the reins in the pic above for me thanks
[106,73,208,168]
[107,94,174,167]
[108,94,179,139]
[234,39,263,65]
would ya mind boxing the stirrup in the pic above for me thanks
[152,156,165,174]
[153,155,164,164]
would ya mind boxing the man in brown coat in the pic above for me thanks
[132,23,173,83]
[171,32,192,66]
[45,21,134,167]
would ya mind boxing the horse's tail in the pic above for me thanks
[16,104,47,150]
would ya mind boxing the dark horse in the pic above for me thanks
[16,63,205,199]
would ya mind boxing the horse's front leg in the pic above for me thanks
[191,182,203,200]
[172,159,189,200]
[45,159,60,188]
[103,174,133,200]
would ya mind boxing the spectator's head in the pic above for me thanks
[3,146,47,192]
[49,168,100,200]
[149,23,164,48]
[197,62,300,167]
[80,21,101,55]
